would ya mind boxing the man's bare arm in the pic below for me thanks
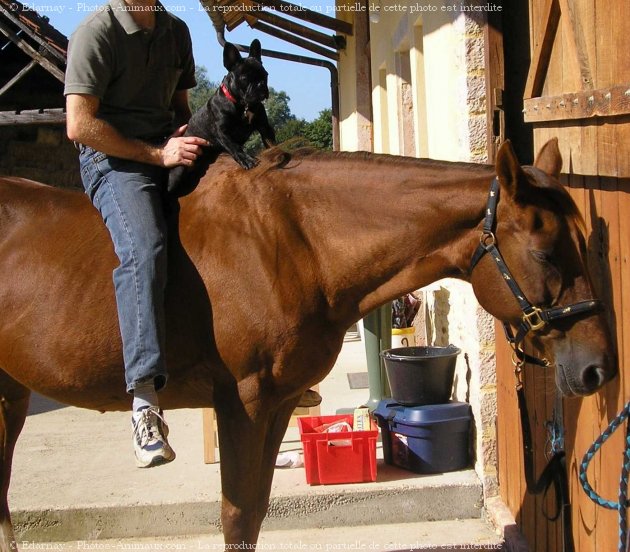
[66,93,208,168]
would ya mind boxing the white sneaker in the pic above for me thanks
[131,406,176,468]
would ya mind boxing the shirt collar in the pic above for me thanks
[108,0,171,35]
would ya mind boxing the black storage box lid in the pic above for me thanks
[374,399,471,436]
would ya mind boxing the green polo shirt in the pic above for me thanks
[64,0,196,140]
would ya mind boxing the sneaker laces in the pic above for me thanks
[133,408,167,448]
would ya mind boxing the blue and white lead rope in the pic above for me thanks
[579,400,630,552]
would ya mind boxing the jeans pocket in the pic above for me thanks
[79,147,109,208]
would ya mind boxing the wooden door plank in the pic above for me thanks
[522,84,630,123]
[593,174,623,552]
[596,1,617,177]
[613,1,630,177]
[557,0,594,90]
[559,174,593,551]
[525,0,560,99]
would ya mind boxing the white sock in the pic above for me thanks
[132,381,159,413]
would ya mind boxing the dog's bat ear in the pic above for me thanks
[223,42,242,70]
[249,39,262,61]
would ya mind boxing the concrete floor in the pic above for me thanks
[9,337,503,549]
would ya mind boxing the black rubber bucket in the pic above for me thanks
[380,345,461,406]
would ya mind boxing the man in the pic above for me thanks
[65,0,208,467]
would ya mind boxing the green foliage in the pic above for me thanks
[303,109,333,150]
[189,66,218,113]
[263,88,294,128]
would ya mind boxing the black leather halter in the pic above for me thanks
[470,177,602,370]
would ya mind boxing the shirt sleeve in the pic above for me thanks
[176,23,197,91]
[64,23,113,98]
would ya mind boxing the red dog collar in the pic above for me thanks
[220,83,237,104]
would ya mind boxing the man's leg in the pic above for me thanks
[79,147,175,467]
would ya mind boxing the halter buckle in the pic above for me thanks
[523,307,547,332]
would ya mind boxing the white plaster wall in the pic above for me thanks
[336,0,498,499]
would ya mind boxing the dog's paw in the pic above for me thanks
[237,153,259,170]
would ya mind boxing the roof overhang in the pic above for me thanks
[198,0,352,60]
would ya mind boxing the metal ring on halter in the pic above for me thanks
[511,347,525,368]
[480,231,496,247]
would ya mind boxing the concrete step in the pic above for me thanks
[24,520,504,551]
[13,404,487,543]
[14,465,485,542]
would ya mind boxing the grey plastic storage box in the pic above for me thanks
[374,399,471,474]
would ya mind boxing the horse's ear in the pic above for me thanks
[496,140,528,201]
[534,138,563,179]
[249,39,262,61]
[223,42,242,71]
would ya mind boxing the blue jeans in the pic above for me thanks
[79,145,176,393]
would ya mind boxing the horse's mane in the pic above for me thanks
[252,144,494,175]
[251,145,586,233]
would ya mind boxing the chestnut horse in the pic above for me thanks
[0,139,616,549]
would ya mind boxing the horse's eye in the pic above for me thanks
[531,250,551,264]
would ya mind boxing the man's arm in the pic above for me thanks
[66,94,207,168]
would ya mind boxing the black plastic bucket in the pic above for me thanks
[380,345,461,406]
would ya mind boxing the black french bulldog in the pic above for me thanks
[167,39,276,197]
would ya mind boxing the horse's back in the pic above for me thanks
[0,176,99,234]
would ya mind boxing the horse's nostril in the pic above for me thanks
[582,364,606,392]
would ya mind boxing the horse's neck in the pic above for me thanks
[296,165,494,321]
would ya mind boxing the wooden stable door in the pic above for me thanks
[496,1,630,551]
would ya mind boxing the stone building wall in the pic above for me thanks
[0,126,81,189]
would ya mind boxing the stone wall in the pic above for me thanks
[0,126,81,189]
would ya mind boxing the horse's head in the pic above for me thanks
[470,139,617,396]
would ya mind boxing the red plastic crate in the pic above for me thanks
[297,414,378,485]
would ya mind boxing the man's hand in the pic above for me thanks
[159,125,209,168]
[66,95,209,168]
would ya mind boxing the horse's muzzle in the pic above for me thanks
[556,347,617,396]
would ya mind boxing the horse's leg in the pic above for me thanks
[214,384,298,546]
[254,398,300,524]
[0,371,30,551]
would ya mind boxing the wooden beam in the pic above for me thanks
[0,5,66,64]
[247,9,344,51]
[524,0,560,99]
[484,10,504,163]
[0,58,38,98]
[246,17,339,60]
[354,0,372,151]
[0,108,66,126]
[250,0,353,35]
[0,20,65,83]
[557,0,593,90]
[523,84,630,123]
